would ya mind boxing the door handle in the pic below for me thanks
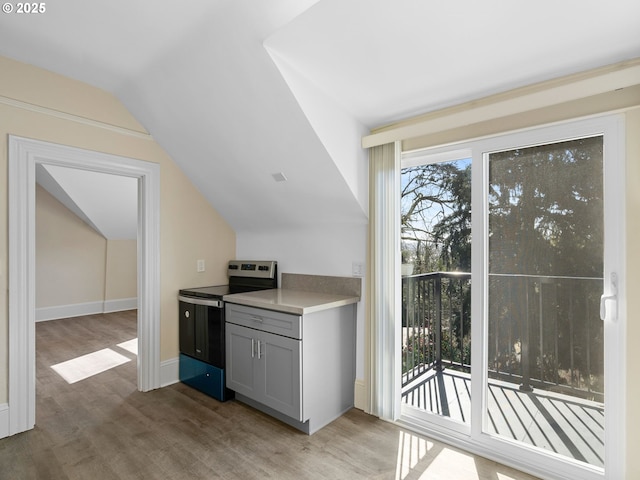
[251,338,255,358]
[600,272,618,321]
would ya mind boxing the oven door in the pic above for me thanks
[178,296,225,368]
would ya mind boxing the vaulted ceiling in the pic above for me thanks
[36,164,138,240]
[2,0,639,234]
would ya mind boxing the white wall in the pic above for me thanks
[237,222,367,379]
[36,184,108,310]
[104,239,138,301]
[36,184,139,318]
[265,45,370,215]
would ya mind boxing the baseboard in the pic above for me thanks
[36,301,103,322]
[160,357,179,387]
[354,378,366,411]
[0,403,9,439]
[104,297,137,313]
[36,298,138,322]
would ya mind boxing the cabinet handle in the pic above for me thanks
[257,340,262,359]
[250,315,263,322]
[251,338,255,358]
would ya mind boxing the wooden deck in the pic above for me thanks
[401,369,604,468]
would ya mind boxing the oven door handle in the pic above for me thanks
[178,296,223,308]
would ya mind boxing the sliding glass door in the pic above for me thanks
[400,152,472,429]
[398,115,624,478]
[485,136,605,467]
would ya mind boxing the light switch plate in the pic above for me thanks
[197,259,205,272]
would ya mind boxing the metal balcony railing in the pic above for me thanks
[402,272,471,386]
[401,272,604,402]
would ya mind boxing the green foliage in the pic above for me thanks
[401,160,471,273]
[401,136,605,395]
[488,137,603,277]
[441,328,471,367]
[402,329,432,374]
[401,326,471,375]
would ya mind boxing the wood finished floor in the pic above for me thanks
[0,311,541,479]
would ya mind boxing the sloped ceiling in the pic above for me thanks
[2,0,639,234]
[36,165,138,240]
[265,0,640,127]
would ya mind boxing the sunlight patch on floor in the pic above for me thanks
[395,430,533,480]
[395,430,435,480]
[117,338,138,355]
[51,348,131,384]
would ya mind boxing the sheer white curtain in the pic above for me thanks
[365,141,401,420]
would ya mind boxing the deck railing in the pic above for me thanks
[401,271,604,402]
[402,272,471,385]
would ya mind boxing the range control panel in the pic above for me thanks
[227,260,277,279]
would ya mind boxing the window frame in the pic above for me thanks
[388,114,626,480]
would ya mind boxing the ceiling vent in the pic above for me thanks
[272,172,288,182]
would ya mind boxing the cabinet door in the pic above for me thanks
[258,332,302,421]
[225,323,257,396]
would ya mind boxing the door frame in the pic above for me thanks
[397,114,626,480]
[8,135,161,436]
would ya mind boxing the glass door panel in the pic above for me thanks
[485,136,604,467]
[400,157,472,425]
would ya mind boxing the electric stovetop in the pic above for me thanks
[178,285,231,299]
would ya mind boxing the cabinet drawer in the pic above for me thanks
[225,303,302,339]
[179,354,233,402]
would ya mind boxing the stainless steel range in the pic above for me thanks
[178,260,277,401]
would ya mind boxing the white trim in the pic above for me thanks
[353,378,366,411]
[160,357,180,387]
[35,298,138,322]
[402,147,472,168]
[0,403,8,439]
[396,414,603,480]
[363,59,640,148]
[8,136,34,436]
[35,301,104,322]
[601,115,627,480]
[104,297,138,313]
[0,95,153,140]
[8,136,161,437]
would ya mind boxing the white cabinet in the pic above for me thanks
[226,322,301,420]
[225,301,356,434]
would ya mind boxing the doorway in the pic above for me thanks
[8,136,161,436]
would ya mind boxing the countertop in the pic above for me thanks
[223,288,360,315]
